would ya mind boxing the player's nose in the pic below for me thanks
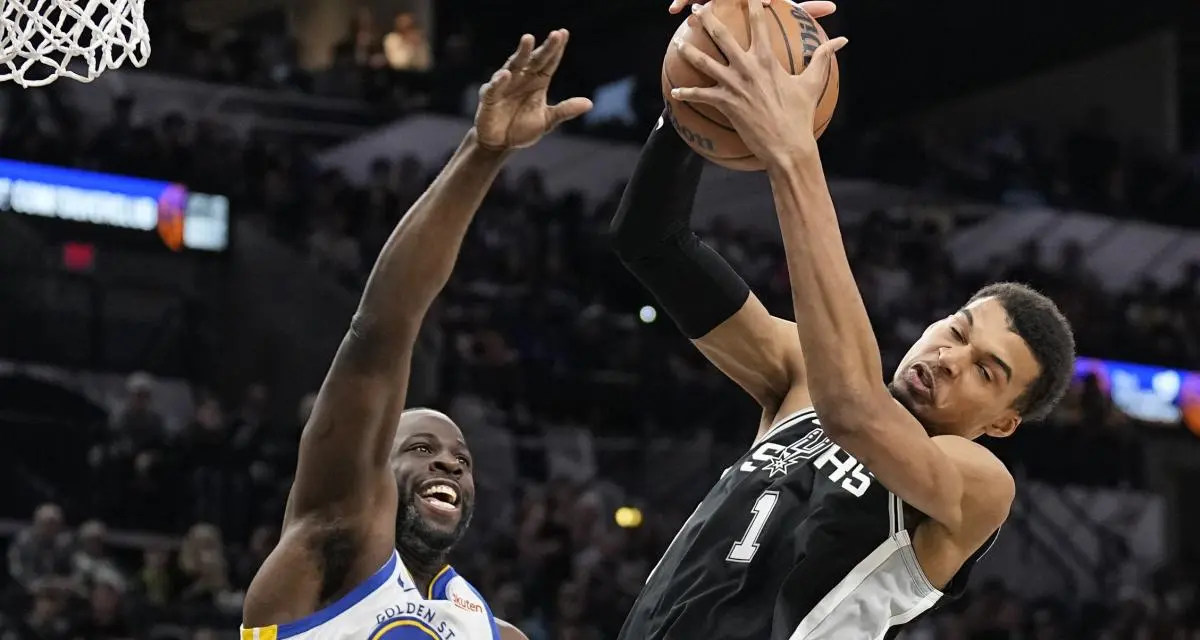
[430,453,464,476]
[936,346,966,377]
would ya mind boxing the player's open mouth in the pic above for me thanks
[417,479,461,512]
[908,363,935,401]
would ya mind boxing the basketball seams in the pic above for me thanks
[662,0,839,171]
[813,60,838,137]
[702,151,758,162]
[766,2,797,75]
[812,28,839,137]
[663,67,738,133]
[702,28,731,66]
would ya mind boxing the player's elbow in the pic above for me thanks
[609,223,651,264]
[339,312,419,373]
[608,210,685,264]
[347,311,382,341]
[810,388,888,442]
[348,310,422,344]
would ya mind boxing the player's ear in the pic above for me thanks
[984,412,1020,439]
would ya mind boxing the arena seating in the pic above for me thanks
[2,20,1200,637]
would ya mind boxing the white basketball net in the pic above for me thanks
[0,0,150,87]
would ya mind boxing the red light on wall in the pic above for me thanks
[62,241,96,271]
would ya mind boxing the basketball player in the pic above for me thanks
[609,2,1076,638]
[240,31,591,640]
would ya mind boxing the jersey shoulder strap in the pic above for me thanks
[754,407,818,445]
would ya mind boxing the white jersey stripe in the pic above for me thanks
[786,530,941,640]
[889,492,906,536]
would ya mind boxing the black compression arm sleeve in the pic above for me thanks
[610,113,751,339]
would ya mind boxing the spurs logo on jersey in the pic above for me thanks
[737,418,876,498]
[740,424,832,476]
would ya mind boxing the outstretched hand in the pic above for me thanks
[474,30,593,151]
[669,0,846,165]
[668,0,837,19]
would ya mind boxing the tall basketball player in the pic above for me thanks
[610,2,1076,638]
[240,31,591,640]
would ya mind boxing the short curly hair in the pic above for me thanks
[966,282,1076,422]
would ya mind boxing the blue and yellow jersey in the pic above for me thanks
[240,551,500,640]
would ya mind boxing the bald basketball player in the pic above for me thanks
[240,30,591,640]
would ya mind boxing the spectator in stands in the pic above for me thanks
[109,372,167,458]
[70,520,124,592]
[178,524,238,614]
[347,5,386,69]
[114,449,183,532]
[72,577,132,640]
[136,542,179,608]
[181,395,234,528]
[7,578,74,639]
[315,42,365,99]
[383,12,431,72]
[229,384,271,458]
[7,504,73,589]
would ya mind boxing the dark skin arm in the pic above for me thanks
[670,1,1011,547]
[243,31,591,626]
[281,129,504,540]
[497,619,530,640]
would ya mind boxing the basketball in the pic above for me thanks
[661,0,840,171]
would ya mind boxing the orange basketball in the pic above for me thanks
[661,0,840,171]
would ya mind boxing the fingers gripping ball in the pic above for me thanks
[662,0,840,171]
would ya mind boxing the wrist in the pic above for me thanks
[763,140,822,180]
[465,127,516,161]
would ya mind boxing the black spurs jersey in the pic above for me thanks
[619,408,998,640]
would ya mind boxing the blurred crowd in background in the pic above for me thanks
[0,143,1192,637]
[1,5,1199,640]
[136,1,466,113]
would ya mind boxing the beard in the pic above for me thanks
[395,485,474,556]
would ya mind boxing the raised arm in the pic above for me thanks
[284,31,591,540]
[608,1,838,431]
[609,114,807,425]
[668,2,1011,540]
[763,140,1013,534]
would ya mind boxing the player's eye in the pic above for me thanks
[976,363,991,381]
[950,328,966,344]
[456,455,471,467]
[412,444,433,454]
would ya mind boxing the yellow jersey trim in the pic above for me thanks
[240,626,279,640]
[426,565,452,599]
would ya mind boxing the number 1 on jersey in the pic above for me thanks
[726,490,779,563]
